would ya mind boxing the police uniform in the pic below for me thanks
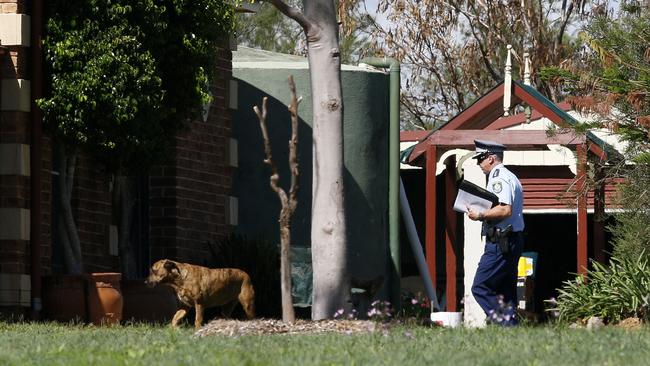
[470,140,524,326]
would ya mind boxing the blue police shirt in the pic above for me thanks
[487,164,524,232]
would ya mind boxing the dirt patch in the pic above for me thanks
[194,319,388,337]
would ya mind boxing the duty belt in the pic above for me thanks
[486,224,514,253]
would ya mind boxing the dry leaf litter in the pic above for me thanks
[194,319,389,337]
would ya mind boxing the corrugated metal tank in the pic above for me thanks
[232,47,390,299]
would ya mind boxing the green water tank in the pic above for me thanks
[232,47,390,300]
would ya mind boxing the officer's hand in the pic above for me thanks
[467,206,482,221]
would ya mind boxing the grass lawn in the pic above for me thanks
[1,321,649,365]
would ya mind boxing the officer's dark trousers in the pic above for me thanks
[471,235,523,326]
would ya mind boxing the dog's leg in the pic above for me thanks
[171,308,188,328]
[194,304,204,329]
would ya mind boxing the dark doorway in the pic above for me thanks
[522,212,614,317]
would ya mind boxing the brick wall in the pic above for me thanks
[149,43,233,265]
[71,153,115,273]
[0,1,32,275]
[0,0,42,315]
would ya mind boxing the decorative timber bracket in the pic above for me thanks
[503,44,533,123]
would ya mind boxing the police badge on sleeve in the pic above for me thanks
[492,181,502,193]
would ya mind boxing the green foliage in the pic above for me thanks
[206,235,281,318]
[537,66,578,84]
[39,15,164,169]
[633,152,650,165]
[39,0,234,172]
[552,255,650,324]
[540,7,650,152]
[152,0,234,123]
[609,164,650,261]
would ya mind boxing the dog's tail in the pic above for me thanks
[239,274,256,319]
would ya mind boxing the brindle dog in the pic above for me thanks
[145,259,255,328]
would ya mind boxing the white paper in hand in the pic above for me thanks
[452,180,499,214]
[453,190,494,213]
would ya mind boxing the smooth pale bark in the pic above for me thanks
[304,6,349,320]
[267,0,350,319]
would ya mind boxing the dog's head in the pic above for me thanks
[145,259,181,287]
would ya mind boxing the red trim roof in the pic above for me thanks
[401,130,430,142]
[402,81,610,163]
[400,102,572,142]
[406,129,588,166]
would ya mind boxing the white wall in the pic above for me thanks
[460,155,488,327]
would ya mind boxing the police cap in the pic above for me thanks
[472,139,506,159]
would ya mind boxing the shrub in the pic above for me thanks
[551,255,650,323]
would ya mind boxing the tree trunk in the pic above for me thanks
[54,144,83,274]
[279,217,294,322]
[304,2,350,320]
[268,0,350,320]
[114,174,138,279]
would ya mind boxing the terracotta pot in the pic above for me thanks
[121,279,177,324]
[85,272,123,325]
[42,274,86,322]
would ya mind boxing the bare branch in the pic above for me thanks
[555,0,575,52]
[254,97,288,207]
[462,12,501,81]
[264,0,312,32]
[287,75,301,213]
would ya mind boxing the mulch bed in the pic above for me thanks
[194,317,646,337]
[194,319,391,337]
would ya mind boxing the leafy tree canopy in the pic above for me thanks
[541,4,650,157]
[39,0,234,172]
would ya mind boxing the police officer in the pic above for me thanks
[467,139,524,326]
